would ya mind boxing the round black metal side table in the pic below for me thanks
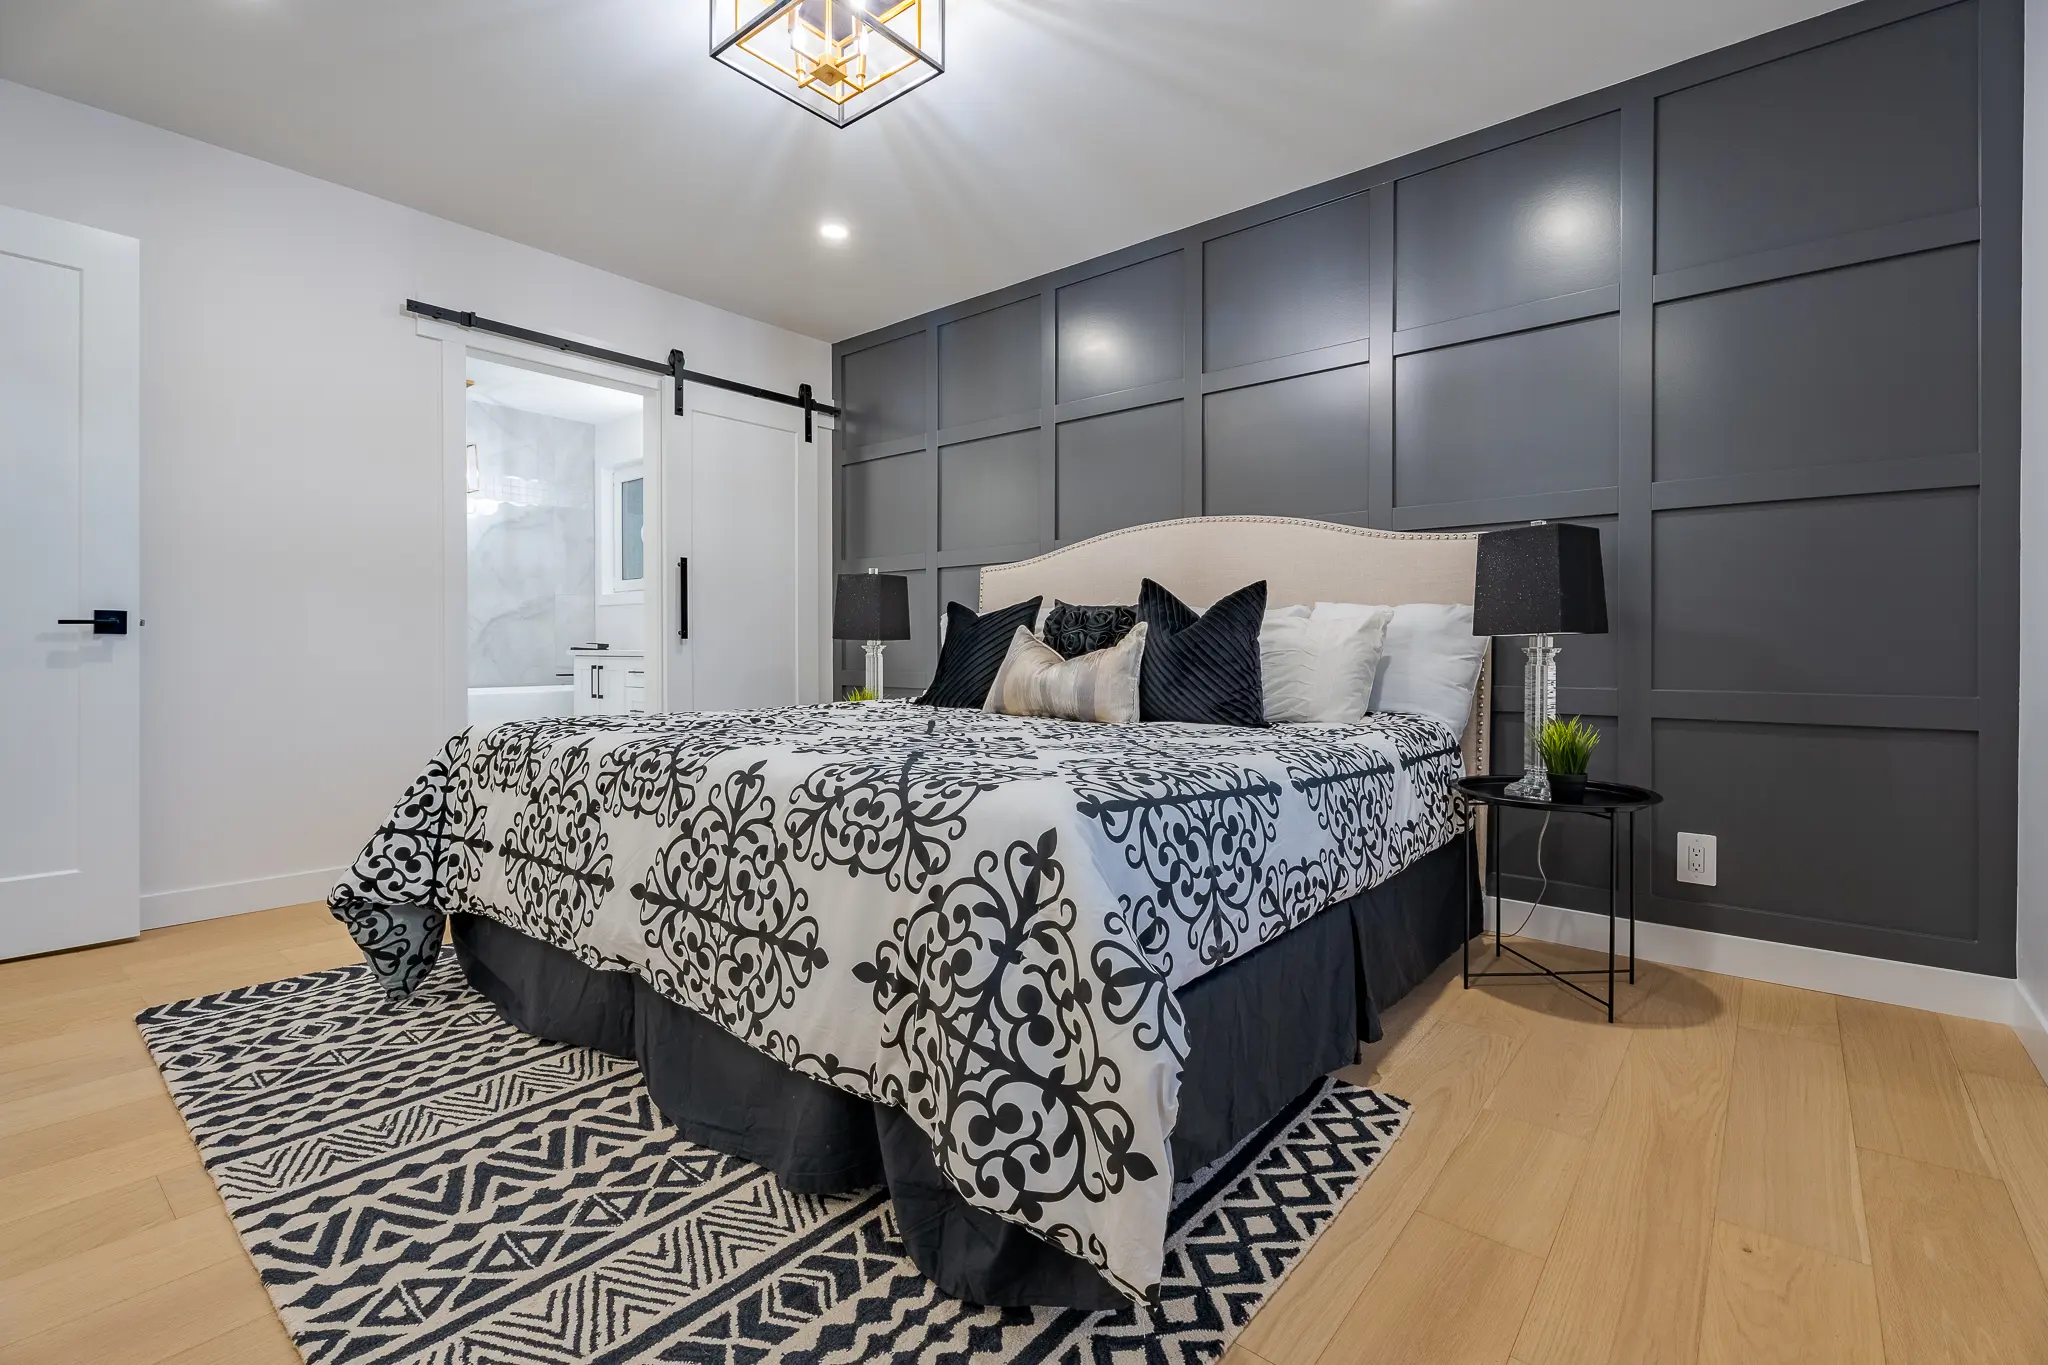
[1456,776,1663,1022]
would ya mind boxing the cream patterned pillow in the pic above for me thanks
[983,622,1147,724]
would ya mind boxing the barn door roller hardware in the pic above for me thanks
[667,351,836,441]
[404,300,837,441]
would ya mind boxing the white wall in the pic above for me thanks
[0,78,830,929]
[2020,0,2048,1073]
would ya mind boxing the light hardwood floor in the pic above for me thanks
[2,906,2045,1364]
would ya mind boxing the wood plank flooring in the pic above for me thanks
[2,908,2045,1364]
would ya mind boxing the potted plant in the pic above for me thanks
[843,685,881,703]
[1539,715,1599,802]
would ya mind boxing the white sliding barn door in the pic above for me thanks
[664,385,828,713]
[0,206,140,959]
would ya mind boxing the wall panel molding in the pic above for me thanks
[1200,338,1372,397]
[1651,207,1981,302]
[1649,453,1981,510]
[1388,286,1619,357]
[831,0,2017,975]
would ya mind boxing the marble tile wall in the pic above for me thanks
[466,400,597,687]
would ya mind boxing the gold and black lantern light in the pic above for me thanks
[711,1,944,128]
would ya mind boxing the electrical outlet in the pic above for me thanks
[1677,832,1717,887]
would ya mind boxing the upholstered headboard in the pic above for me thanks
[979,515,1492,776]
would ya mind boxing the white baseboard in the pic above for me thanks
[1497,896,2020,1026]
[141,867,343,930]
[2016,976,2048,1083]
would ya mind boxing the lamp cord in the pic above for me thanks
[1505,811,1553,939]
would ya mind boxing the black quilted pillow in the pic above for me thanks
[1040,601,1139,660]
[1135,579,1268,726]
[917,597,1043,708]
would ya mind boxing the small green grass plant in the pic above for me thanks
[1538,715,1600,775]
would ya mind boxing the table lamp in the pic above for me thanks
[833,569,911,697]
[1473,521,1609,800]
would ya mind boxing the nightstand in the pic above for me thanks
[1456,776,1663,1022]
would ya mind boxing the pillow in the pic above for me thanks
[1312,601,1486,732]
[1041,600,1139,660]
[919,597,1043,708]
[1260,606,1393,724]
[984,623,1147,723]
[1135,579,1268,726]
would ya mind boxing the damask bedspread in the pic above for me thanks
[328,702,1467,1302]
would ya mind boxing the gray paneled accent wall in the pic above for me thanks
[833,0,2021,976]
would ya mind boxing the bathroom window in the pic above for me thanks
[619,477,644,582]
[602,461,646,600]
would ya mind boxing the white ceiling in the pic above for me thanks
[0,0,1849,342]
[466,357,647,424]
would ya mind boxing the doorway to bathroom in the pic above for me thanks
[413,309,832,732]
[463,356,654,728]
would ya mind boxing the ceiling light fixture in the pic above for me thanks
[818,221,851,243]
[712,0,944,128]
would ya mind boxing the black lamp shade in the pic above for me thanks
[1473,523,1609,636]
[833,572,912,641]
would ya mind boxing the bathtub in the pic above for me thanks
[468,684,574,728]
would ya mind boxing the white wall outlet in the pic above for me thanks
[1677,832,1717,887]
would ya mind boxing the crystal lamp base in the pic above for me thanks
[1504,634,1559,800]
[862,640,887,697]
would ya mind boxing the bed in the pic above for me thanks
[330,515,1491,1310]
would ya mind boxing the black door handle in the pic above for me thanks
[57,610,128,635]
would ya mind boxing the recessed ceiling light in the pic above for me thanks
[818,221,851,243]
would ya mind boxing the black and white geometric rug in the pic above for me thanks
[137,956,1409,1365]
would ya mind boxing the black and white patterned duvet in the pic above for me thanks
[329,703,1467,1303]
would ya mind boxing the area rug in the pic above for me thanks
[137,955,1410,1365]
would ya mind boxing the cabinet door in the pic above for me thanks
[571,658,603,716]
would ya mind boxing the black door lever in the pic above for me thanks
[57,610,128,635]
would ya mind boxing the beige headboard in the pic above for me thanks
[979,515,1492,776]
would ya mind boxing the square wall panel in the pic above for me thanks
[939,429,1039,551]
[840,450,931,560]
[1652,720,1978,941]
[1056,253,1184,403]
[1056,400,1184,542]
[1204,193,1370,372]
[939,297,1041,429]
[938,564,985,617]
[1204,364,1369,517]
[841,331,927,447]
[890,568,936,690]
[1393,315,1619,509]
[1655,3,1978,272]
[1395,114,1620,331]
[1655,246,1979,484]
[1652,489,1978,698]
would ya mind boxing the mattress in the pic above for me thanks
[329,702,1469,1302]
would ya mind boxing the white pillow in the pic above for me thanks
[1312,601,1487,732]
[1259,605,1391,724]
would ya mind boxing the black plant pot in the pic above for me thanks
[1548,772,1589,803]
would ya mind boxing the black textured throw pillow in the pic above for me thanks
[1040,600,1139,660]
[918,597,1043,707]
[1135,578,1268,726]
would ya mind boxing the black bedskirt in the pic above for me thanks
[450,837,1473,1309]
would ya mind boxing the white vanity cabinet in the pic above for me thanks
[571,649,647,717]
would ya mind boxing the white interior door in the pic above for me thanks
[665,385,828,713]
[0,206,140,960]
